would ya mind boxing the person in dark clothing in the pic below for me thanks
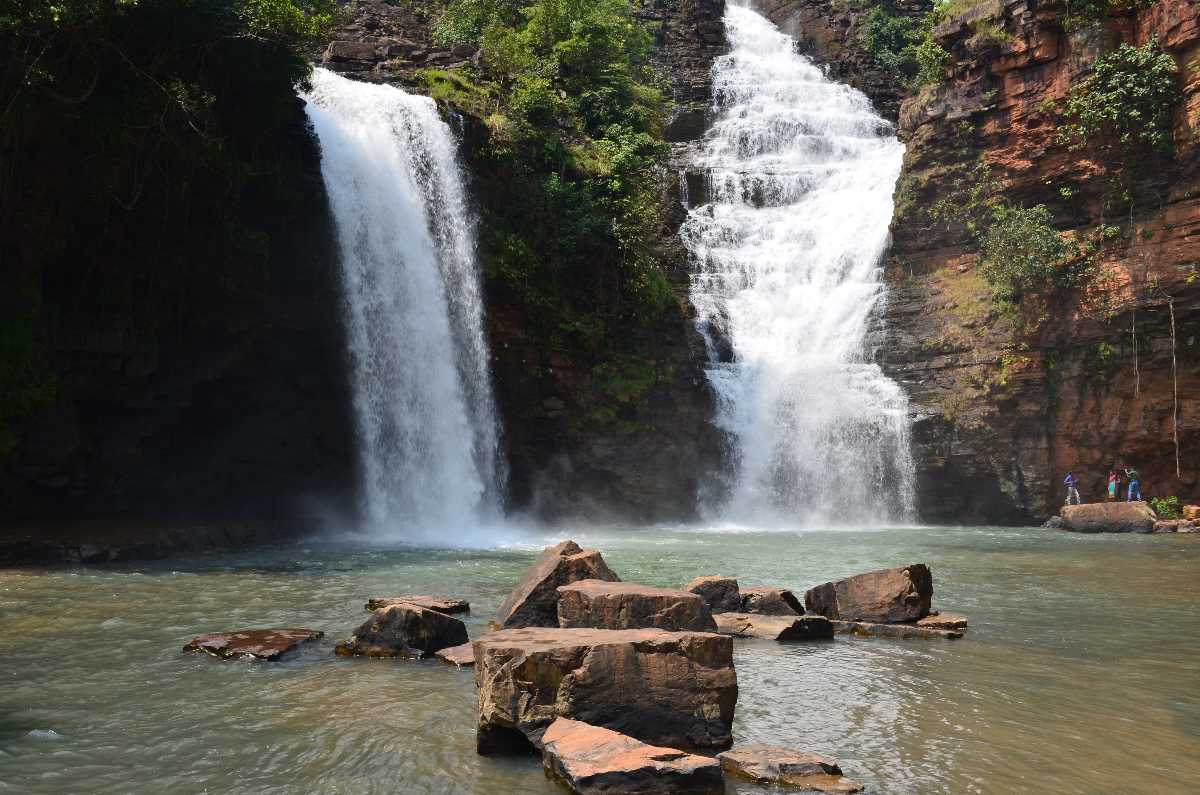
[1063,471,1081,505]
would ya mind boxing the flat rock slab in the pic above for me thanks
[805,564,933,623]
[336,603,468,658]
[739,585,803,615]
[365,595,469,614]
[714,613,833,641]
[683,576,742,613]
[916,612,969,630]
[1153,520,1198,533]
[183,629,322,661]
[832,620,962,640]
[435,642,476,666]
[495,540,620,629]
[542,718,723,795]
[1060,502,1156,533]
[719,744,863,793]
[474,628,736,754]
[558,580,717,632]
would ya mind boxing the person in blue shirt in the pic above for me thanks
[1124,467,1142,502]
[1063,471,1081,505]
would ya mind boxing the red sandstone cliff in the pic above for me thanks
[883,0,1200,521]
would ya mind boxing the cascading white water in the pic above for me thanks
[303,68,503,539]
[681,2,915,525]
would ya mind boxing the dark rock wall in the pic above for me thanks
[2,98,358,524]
[883,0,1200,522]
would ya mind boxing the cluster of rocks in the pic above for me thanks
[1049,502,1200,534]
[182,541,972,792]
[320,0,478,78]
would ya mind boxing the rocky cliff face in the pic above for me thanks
[320,0,728,521]
[883,0,1200,522]
[758,0,932,121]
[2,99,358,525]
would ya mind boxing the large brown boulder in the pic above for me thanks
[718,745,863,793]
[1061,502,1156,533]
[474,628,736,754]
[541,718,723,795]
[183,629,322,661]
[683,576,741,613]
[558,580,717,632]
[739,585,803,615]
[364,595,469,614]
[804,564,933,623]
[495,541,620,629]
[335,603,468,658]
[713,612,833,641]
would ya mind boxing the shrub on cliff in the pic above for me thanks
[1058,38,1179,159]
[429,0,675,330]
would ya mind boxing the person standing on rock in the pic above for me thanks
[1064,472,1081,506]
[1124,467,1143,502]
[1107,471,1119,502]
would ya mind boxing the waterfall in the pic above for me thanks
[680,2,915,525]
[302,68,503,539]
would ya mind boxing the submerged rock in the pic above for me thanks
[474,627,736,754]
[495,540,620,629]
[714,612,832,641]
[183,628,322,661]
[915,612,969,631]
[718,745,863,793]
[683,576,742,613]
[804,564,933,623]
[365,595,469,614]
[1060,502,1156,533]
[832,619,962,640]
[541,718,723,795]
[335,603,468,658]
[557,580,717,632]
[435,642,476,667]
[739,585,803,615]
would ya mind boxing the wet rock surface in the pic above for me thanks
[541,718,724,795]
[183,629,323,661]
[335,603,468,658]
[804,564,933,623]
[714,613,833,641]
[739,585,803,615]
[915,612,969,631]
[364,595,469,614]
[719,744,864,793]
[474,627,736,754]
[435,642,476,667]
[684,576,743,614]
[495,541,620,629]
[1061,502,1157,534]
[557,580,717,632]
[832,620,962,640]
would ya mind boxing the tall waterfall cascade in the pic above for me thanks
[681,2,916,525]
[303,68,503,539]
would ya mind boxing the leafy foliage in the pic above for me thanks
[431,0,675,330]
[1057,38,1180,158]
[1150,495,1181,520]
[978,204,1072,306]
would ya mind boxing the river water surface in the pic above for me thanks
[1,526,1198,794]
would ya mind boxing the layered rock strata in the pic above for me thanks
[541,718,724,795]
[473,627,737,754]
